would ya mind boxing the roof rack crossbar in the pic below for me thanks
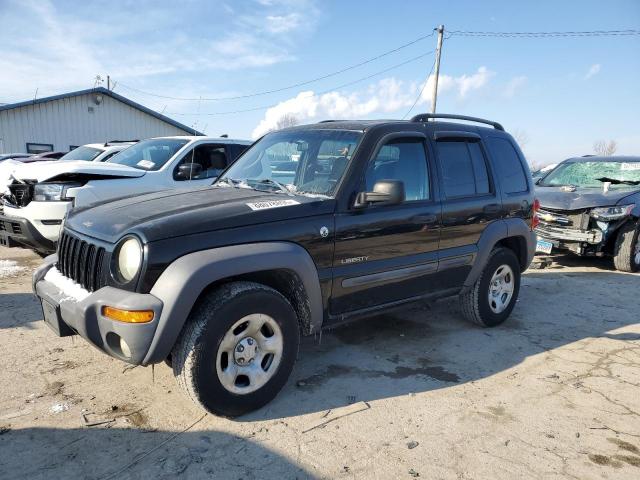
[410,113,504,131]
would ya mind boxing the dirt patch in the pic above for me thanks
[588,454,623,468]
[608,438,640,455]
[296,359,459,390]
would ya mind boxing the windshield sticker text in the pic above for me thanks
[621,163,640,171]
[247,199,300,211]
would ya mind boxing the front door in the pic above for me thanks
[331,134,441,315]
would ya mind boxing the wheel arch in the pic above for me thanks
[142,242,323,364]
[462,219,536,292]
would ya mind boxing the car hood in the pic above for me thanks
[535,185,639,210]
[3,160,145,184]
[66,186,334,243]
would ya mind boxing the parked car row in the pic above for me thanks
[0,136,250,254]
[4,113,637,417]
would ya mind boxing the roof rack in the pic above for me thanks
[410,113,504,131]
[104,139,139,146]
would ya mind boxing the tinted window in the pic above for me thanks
[487,137,528,193]
[109,138,188,171]
[366,139,429,201]
[60,146,104,161]
[436,141,490,197]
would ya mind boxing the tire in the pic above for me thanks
[613,221,640,273]
[460,247,521,327]
[171,281,300,417]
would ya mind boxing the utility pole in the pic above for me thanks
[107,75,111,91]
[430,25,444,114]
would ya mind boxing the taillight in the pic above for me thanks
[531,198,540,230]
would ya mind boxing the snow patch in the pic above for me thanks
[0,259,26,278]
[43,267,90,302]
[50,403,69,414]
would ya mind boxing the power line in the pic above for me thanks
[448,29,640,38]
[402,52,437,119]
[115,30,436,102]
[167,50,435,117]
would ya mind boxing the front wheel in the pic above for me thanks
[613,222,640,273]
[460,247,521,327]
[171,281,300,417]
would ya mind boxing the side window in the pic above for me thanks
[365,138,429,201]
[436,141,491,198]
[486,137,528,194]
[175,144,228,180]
[232,144,249,160]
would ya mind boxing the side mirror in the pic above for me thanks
[176,162,203,180]
[354,180,405,209]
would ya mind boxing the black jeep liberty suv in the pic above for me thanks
[33,114,537,416]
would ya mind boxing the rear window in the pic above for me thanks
[436,141,490,197]
[486,137,528,194]
[60,146,104,161]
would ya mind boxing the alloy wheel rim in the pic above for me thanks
[488,264,515,314]
[216,314,283,395]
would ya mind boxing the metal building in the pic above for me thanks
[0,87,201,154]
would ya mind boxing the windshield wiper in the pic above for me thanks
[596,177,640,186]
[216,177,240,187]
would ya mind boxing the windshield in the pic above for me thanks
[60,146,103,161]
[540,160,640,189]
[108,138,189,171]
[218,129,362,197]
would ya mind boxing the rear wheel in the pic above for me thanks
[613,222,640,273]
[171,281,300,417]
[460,247,521,327]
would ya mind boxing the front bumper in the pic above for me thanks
[33,256,164,365]
[0,213,57,253]
[535,224,603,244]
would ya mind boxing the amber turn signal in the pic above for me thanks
[102,306,154,323]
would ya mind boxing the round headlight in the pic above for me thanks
[117,237,142,282]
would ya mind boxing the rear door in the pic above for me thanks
[331,132,442,315]
[431,131,501,289]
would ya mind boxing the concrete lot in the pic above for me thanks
[0,245,639,479]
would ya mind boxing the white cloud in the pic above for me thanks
[503,76,527,98]
[251,67,494,137]
[585,64,601,79]
[0,0,319,102]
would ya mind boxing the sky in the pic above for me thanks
[1,0,639,166]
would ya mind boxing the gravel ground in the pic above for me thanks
[0,245,639,479]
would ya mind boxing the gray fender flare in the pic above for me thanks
[461,218,536,292]
[142,242,323,364]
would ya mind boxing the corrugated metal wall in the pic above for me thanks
[0,93,194,153]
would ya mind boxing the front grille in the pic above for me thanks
[538,207,590,230]
[56,231,107,292]
[8,183,34,207]
[0,220,22,235]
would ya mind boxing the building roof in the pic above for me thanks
[0,87,203,136]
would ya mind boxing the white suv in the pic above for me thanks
[0,136,250,254]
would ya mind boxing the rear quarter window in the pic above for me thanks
[486,137,529,194]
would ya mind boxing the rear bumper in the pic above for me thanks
[0,214,56,253]
[33,256,164,365]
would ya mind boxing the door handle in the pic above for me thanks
[413,214,438,224]
[483,204,501,214]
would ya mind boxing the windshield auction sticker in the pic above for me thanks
[247,199,300,211]
[621,163,640,171]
